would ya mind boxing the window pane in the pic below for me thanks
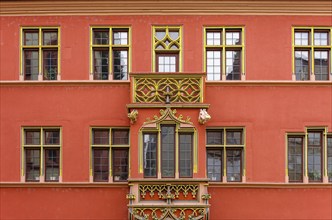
[206,50,221,80]
[43,50,58,80]
[93,149,109,182]
[295,51,309,80]
[93,129,109,145]
[295,32,309,46]
[226,51,241,80]
[179,133,193,177]
[93,50,109,80]
[45,148,60,182]
[288,137,303,182]
[43,31,58,45]
[207,130,223,145]
[44,129,60,145]
[113,30,128,45]
[206,31,221,46]
[226,31,241,45]
[157,54,177,72]
[161,125,175,177]
[93,30,109,45]
[112,129,129,145]
[112,149,129,181]
[226,130,243,145]
[314,51,329,80]
[25,130,40,145]
[314,31,329,46]
[307,131,322,182]
[327,136,332,182]
[24,31,38,46]
[113,50,128,80]
[226,149,242,182]
[24,50,39,80]
[207,149,222,181]
[143,133,157,177]
[25,149,40,182]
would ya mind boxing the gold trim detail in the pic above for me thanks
[144,108,192,125]
[139,184,199,200]
[128,109,139,124]
[131,207,207,220]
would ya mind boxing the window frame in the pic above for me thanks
[90,27,131,81]
[204,27,245,81]
[292,27,332,81]
[206,127,245,182]
[22,127,62,182]
[20,27,60,81]
[90,127,130,182]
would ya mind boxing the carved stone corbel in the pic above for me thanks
[198,109,211,124]
[128,109,138,124]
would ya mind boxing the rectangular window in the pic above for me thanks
[161,125,175,178]
[293,27,331,80]
[327,136,332,182]
[23,128,61,182]
[205,27,245,81]
[307,131,323,182]
[21,28,59,81]
[143,133,157,178]
[153,26,181,72]
[206,128,245,182]
[91,27,130,80]
[179,133,193,178]
[287,136,304,182]
[91,128,129,182]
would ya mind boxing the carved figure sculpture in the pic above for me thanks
[198,109,211,124]
[128,109,138,124]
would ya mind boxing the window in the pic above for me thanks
[287,129,331,183]
[206,128,245,182]
[22,127,61,182]
[153,26,182,72]
[204,27,245,81]
[91,128,129,182]
[142,124,193,178]
[90,27,130,80]
[21,27,59,81]
[293,27,331,80]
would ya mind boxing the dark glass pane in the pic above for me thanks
[25,130,40,145]
[93,129,109,145]
[93,50,109,80]
[226,51,241,80]
[44,129,60,145]
[314,51,329,80]
[25,149,40,182]
[226,130,243,145]
[112,148,129,181]
[207,130,223,145]
[207,149,222,181]
[113,50,128,80]
[24,31,38,45]
[307,131,322,182]
[226,149,242,182]
[288,137,303,182]
[112,129,129,145]
[328,137,332,182]
[43,50,58,80]
[161,125,175,177]
[45,148,60,182]
[24,50,39,80]
[93,30,109,45]
[295,51,309,80]
[93,148,109,182]
[179,133,193,177]
[43,31,58,45]
[143,133,157,177]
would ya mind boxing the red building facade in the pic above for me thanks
[0,1,332,219]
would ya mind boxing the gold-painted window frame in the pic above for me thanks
[206,127,246,182]
[20,27,61,80]
[138,123,198,178]
[285,127,331,183]
[203,27,245,80]
[152,26,182,72]
[292,27,332,80]
[89,26,131,80]
[21,127,62,182]
[89,127,130,182]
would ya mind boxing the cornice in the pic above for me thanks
[0,1,331,16]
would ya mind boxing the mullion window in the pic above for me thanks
[207,149,222,181]
[288,137,304,182]
[307,131,323,182]
[226,149,242,182]
[161,125,175,178]
[112,148,129,181]
[327,136,332,182]
[143,133,157,178]
[179,133,193,178]
[43,50,58,80]
[25,149,41,182]
[44,148,60,182]
[93,148,109,182]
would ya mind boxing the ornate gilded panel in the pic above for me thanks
[139,184,199,200]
